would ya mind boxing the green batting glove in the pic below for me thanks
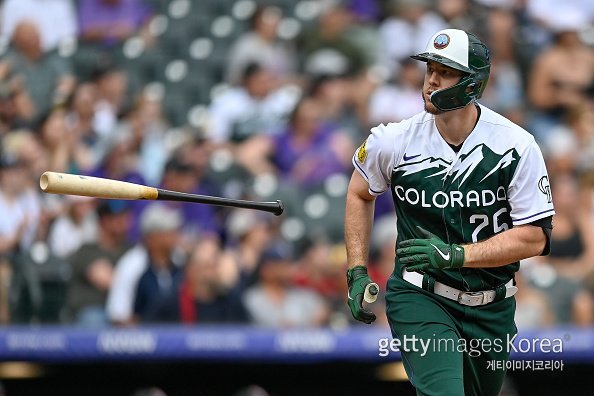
[346,266,377,324]
[396,226,465,272]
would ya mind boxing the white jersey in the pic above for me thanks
[353,104,555,289]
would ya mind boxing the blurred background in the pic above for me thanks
[0,0,593,395]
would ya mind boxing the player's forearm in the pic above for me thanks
[344,187,375,269]
[462,224,546,268]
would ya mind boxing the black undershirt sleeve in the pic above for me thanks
[528,215,553,256]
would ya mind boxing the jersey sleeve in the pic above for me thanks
[508,140,555,225]
[352,124,396,196]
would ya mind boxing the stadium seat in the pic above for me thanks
[9,244,71,324]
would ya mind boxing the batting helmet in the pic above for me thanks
[411,29,491,111]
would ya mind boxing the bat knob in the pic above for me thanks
[274,200,284,216]
[364,283,379,303]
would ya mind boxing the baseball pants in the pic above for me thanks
[385,273,517,396]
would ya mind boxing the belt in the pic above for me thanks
[402,269,518,307]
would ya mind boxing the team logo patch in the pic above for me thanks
[357,139,368,163]
[434,33,450,50]
[538,176,552,203]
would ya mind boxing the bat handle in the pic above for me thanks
[364,283,379,303]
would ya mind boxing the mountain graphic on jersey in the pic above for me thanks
[394,144,519,188]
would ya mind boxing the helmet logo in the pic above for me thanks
[434,34,450,50]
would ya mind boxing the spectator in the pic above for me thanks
[523,256,594,326]
[91,64,129,139]
[78,0,153,47]
[526,14,594,142]
[225,209,273,288]
[542,104,594,177]
[226,5,296,85]
[133,204,183,322]
[270,98,354,187]
[106,203,182,325]
[367,58,425,125]
[244,243,329,327]
[179,239,249,323]
[0,154,31,259]
[368,214,397,292]
[378,0,446,72]
[107,92,169,186]
[0,152,40,324]
[513,270,554,329]
[207,62,298,144]
[37,108,76,173]
[306,74,363,140]
[90,120,144,187]
[124,152,221,245]
[544,174,594,280]
[342,0,382,66]
[297,2,367,77]
[346,0,380,23]
[155,156,221,246]
[292,238,355,327]
[482,2,516,63]
[0,74,36,133]
[67,200,132,326]
[1,0,77,52]
[48,195,97,259]
[1,129,47,182]
[145,239,250,323]
[0,20,75,122]
[479,59,525,127]
[0,152,40,253]
[65,83,102,173]
[436,0,485,33]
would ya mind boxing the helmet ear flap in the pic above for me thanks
[465,82,477,94]
[463,78,487,98]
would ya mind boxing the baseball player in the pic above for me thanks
[345,29,555,396]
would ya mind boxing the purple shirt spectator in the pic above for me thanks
[347,0,380,22]
[125,183,222,244]
[273,122,349,187]
[78,0,152,46]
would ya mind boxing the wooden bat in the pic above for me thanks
[39,171,284,216]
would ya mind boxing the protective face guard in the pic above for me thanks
[430,73,489,111]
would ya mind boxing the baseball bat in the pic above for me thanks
[39,171,284,216]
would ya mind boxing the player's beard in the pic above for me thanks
[422,92,443,115]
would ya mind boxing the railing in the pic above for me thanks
[1,325,592,364]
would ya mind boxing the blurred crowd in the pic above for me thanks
[0,0,593,330]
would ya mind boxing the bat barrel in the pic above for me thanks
[40,171,158,200]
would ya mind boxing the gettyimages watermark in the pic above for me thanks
[378,334,566,370]
[487,359,564,372]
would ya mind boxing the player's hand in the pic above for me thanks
[397,226,465,272]
[346,265,377,324]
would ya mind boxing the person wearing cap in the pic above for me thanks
[67,200,132,327]
[244,242,329,327]
[47,194,97,259]
[106,203,182,325]
[142,238,250,324]
[157,156,221,246]
[345,29,555,395]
